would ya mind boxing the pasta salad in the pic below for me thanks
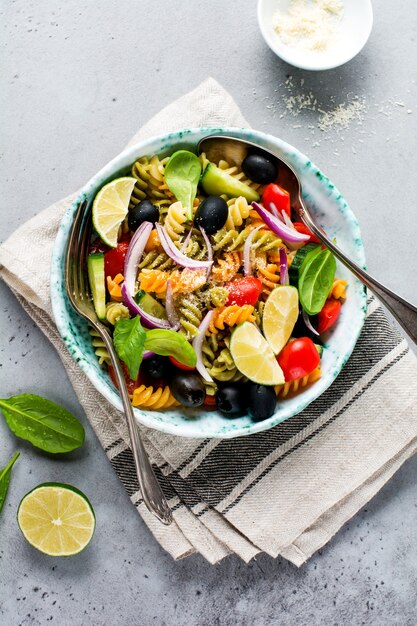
[87,147,347,422]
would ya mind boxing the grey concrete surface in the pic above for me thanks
[1,1,417,624]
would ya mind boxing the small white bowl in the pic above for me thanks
[258,0,373,71]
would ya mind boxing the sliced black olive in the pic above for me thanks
[216,384,248,417]
[194,196,228,235]
[241,153,278,185]
[141,355,171,380]
[128,200,159,231]
[247,383,277,422]
[169,372,206,407]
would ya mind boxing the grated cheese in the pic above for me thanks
[273,0,344,53]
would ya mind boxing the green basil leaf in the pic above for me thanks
[144,329,197,368]
[0,395,85,453]
[164,150,201,220]
[0,452,19,516]
[298,249,337,315]
[113,316,146,380]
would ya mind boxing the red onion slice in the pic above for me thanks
[279,247,290,285]
[165,279,180,328]
[123,221,153,294]
[199,226,213,279]
[180,227,193,253]
[243,225,263,276]
[192,310,215,383]
[281,210,296,230]
[156,224,212,269]
[302,308,319,336]
[121,283,178,330]
[252,202,310,244]
[269,201,281,220]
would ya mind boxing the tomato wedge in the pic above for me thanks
[277,337,320,382]
[108,362,142,394]
[169,356,195,371]
[226,276,263,306]
[104,241,130,278]
[317,298,341,334]
[262,183,291,217]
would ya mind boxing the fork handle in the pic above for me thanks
[299,202,417,345]
[99,326,173,525]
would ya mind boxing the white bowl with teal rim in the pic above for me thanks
[51,127,366,439]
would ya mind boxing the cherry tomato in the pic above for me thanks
[277,337,320,382]
[169,356,195,371]
[108,362,142,394]
[203,394,217,409]
[226,277,263,306]
[292,222,321,244]
[104,241,130,278]
[317,298,341,334]
[262,183,291,218]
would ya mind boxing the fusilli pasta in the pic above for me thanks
[130,155,174,210]
[132,384,179,409]
[107,274,124,302]
[225,196,250,230]
[177,293,202,338]
[329,278,348,300]
[165,201,187,241]
[90,329,111,366]
[106,302,130,326]
[275,367,322,398]
[208,305,256,334]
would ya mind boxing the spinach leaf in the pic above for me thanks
[164,150,202,220]
[0,452,19,516]
[0,396,85,453]
[144,329,197,368]
[298,248,336,315]
[113,316,146,380]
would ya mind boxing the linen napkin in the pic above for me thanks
[1,78,417,566]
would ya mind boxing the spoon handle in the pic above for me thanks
[299,203,417,345]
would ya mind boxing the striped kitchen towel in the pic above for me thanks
[1,78,417,565]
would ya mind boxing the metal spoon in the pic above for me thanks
[198,135,417,345]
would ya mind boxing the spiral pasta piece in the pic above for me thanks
[165,201,188,241]
[138,269,169,295]
[225,196,250,230]
[204,286,229,308]
[130,155,173,210]
[90,329,111,366]
[211,251,241,284]
[170,268,206,294]
[208,305,256,334]
[329,278,348,300]
[131,384,179,409]
[139,250,173,272]
[257,263,280,297]
[105,302,130,326]
[177,293,203,338]
[275,367,322,398]
[107,274,124,302]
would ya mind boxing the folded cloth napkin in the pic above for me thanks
[1,78,417,565]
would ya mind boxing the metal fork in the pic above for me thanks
[65,200,173,525]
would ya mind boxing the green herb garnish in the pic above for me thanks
[0,395,85,454]
[113,316,147,380]
[164,150,201,220]
[0,452,19,517]
[298,248,336,315]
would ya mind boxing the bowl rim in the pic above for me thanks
[257,0,374,71]
[51,126,367,438]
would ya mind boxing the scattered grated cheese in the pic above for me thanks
[318,99,366,131]
[273,0,344,52]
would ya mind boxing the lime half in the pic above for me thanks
[262,285,299,355]
[92,177,136,247]
[17,483,95,556]
[230,322,285,385]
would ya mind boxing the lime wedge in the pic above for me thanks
[262,285,299,355]
[92,177,136,247]
[230,322,284,385]
[17,483,95,556]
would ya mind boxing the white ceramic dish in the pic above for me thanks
[51,127,366,439]
[257,0,373,71]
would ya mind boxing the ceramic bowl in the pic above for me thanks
[51,127,366,439]
[257,0,373,71]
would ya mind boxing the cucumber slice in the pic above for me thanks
[288,243,320,287]
[137,292,167,320]
[200,163,260,202]
[315,344,324,357]
[87,253,106,320]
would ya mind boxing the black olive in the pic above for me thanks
[247,383,277,422]
[241,153,278,185]
[216,384,248,417]
[128,200,159,231]
[141,355,171,380]
[292,310,322,344]
[194,196,228,235]
[169,372,206,407]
